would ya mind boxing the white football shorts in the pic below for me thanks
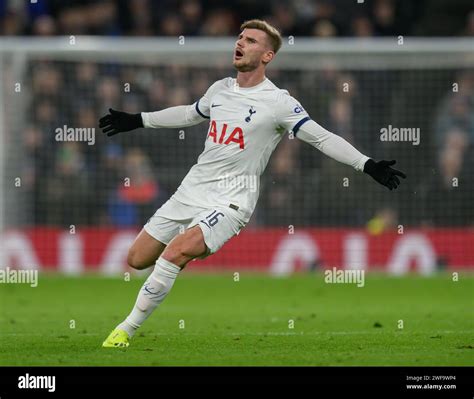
[144,196,247,257]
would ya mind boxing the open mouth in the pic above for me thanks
[234,49,244,59]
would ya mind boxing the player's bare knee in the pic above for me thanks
[127,248,147,270]
[160,227,206,265]
[160,246,183,266]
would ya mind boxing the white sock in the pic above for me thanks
[117,257,181,337]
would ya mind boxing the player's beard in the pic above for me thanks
[233,56,260,72]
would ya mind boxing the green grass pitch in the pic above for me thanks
[0,272,473,366]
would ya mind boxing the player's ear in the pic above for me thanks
[262,50,274,65]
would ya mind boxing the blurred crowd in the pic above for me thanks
[16,58,474,228]
[1,0,474,38]
[2,0,473,228]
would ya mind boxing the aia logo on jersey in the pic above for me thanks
[208,120,245,149]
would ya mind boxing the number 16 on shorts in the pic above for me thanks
[200,210,225,228]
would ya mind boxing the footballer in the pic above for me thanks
[99,19,406,348]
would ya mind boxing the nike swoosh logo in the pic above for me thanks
[144,286,155,295]
[211,104,222,108]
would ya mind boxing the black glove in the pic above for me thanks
[363,159,406,190]
[99,108,143,136]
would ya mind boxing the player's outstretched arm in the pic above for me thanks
[296,119,406,190]
[99,104,207,137]
[99,79,228,136]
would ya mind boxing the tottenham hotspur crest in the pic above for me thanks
[245,106,256,122]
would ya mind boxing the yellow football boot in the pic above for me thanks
[102,328,130,348]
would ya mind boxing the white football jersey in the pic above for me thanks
[173,77,310,222]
